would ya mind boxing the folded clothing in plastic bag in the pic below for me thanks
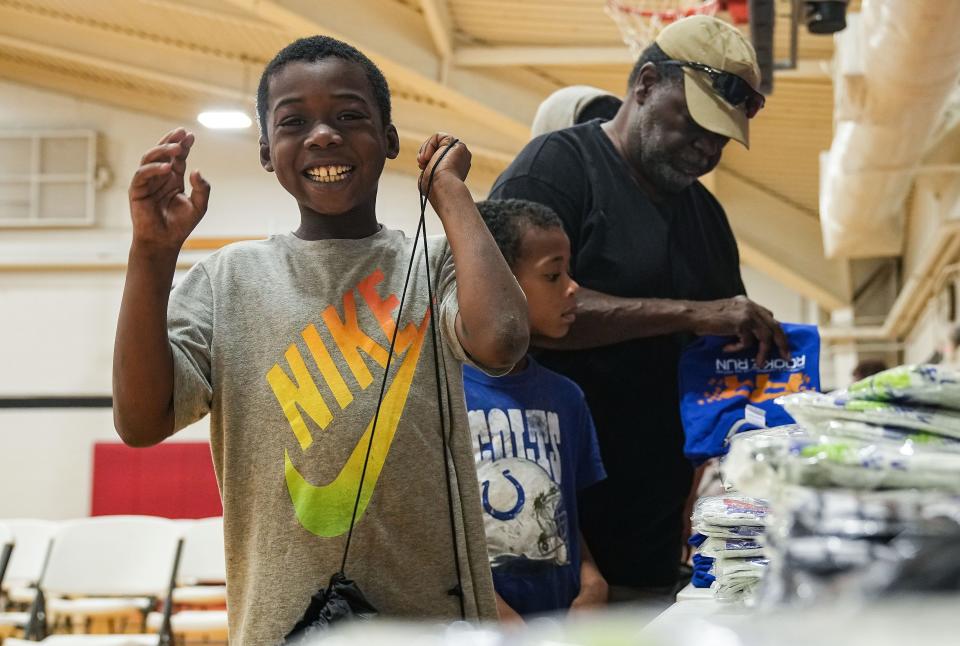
[698,536,765,559]
[679,323,821,464]
[693,523,766,539]
[781,436,960,492]
[768,486,960,540]
[690,496,770,599]
[723,421,960,496]
[722,424,809,496]
[689,538,769,592]
[759,487,960,605]
[779,391,960,439]
[712,557,770,602]
[715,556,769,577]
[847,364,960,410]
[692,495,769,528]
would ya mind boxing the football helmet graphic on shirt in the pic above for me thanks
[478,457,569,572]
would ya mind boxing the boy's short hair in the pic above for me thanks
[256,35,392,140]
[476,199,563,267]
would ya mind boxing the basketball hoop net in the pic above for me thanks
[605,0,721,59]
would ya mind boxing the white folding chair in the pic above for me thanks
[172,517,225,607]
[0,523,30,639]
[1,520,59,609]
[0,523,14,590]
[146,518,227,640]
[6,515,182,645]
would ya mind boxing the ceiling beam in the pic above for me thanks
[220,0,531,145]
[136,0,290,33]
[453,46,833,76]
[419,0,454,60]
[0,23,516,166]
[455,46,634,67]
[715,168,850,311]
[0,33,247,102]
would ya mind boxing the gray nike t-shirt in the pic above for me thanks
[168,227,499,645]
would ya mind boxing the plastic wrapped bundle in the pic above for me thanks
[722,425,810,496]
[814,418,960,447]
[690,496,770,600]
[760,487,960,606]
[778,391,960,439]
[698,536,765,559]
[688,536,769,596]
[780,436,960,492]
[724,420,960,496]
[692,495,768,528]
[768,487,960,540]
[713,557,769,602]
[693,523,765,539]
[847,364,960,410]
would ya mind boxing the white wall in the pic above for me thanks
[740,265,808,324]
[0,410,208,520]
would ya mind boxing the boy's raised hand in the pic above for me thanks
[417,132,471,195]
[129,128,210,253]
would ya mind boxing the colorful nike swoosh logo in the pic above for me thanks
[284,310,430,537]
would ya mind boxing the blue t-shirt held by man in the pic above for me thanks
[464,358,606,616]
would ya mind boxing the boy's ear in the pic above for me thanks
[384,124,400,160]
[259,136,274,172]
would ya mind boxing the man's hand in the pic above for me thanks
[129,128,210,254]
[416,132,470,198]
[689,295,789,366]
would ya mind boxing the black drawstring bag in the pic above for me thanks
[284,572,378,641]
[283,139,465,643]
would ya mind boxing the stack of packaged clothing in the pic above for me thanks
[776,365,960,493]
[723,420,960,495]
[720,364,960,606]
[689,495,769,601]
[761,486,960,604]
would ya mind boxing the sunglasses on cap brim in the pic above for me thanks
[661,60,765,119]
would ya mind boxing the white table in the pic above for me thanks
[643,583,752,633]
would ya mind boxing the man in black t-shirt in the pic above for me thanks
[489,15,788,605]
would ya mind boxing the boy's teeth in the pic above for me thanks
[306,165,352,182]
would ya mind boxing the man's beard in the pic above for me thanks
[639,130,698,194]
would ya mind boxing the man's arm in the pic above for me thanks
[491,146,785,365]
[113,128,210,447]
[417,134,529,371]
[535,289,790,366]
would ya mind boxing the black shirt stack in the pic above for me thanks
[490,120,745,589]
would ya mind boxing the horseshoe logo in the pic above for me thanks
[481,469,525,521]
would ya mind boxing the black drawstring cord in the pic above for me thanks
[339,138,466,620]
[418,140,467,619]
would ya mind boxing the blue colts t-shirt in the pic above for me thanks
[463,358,606,616]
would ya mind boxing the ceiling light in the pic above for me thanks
[197,110,252,129]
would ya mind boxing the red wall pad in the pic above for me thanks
[92,442,223,518]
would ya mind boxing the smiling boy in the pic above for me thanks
[113,36,527,644]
